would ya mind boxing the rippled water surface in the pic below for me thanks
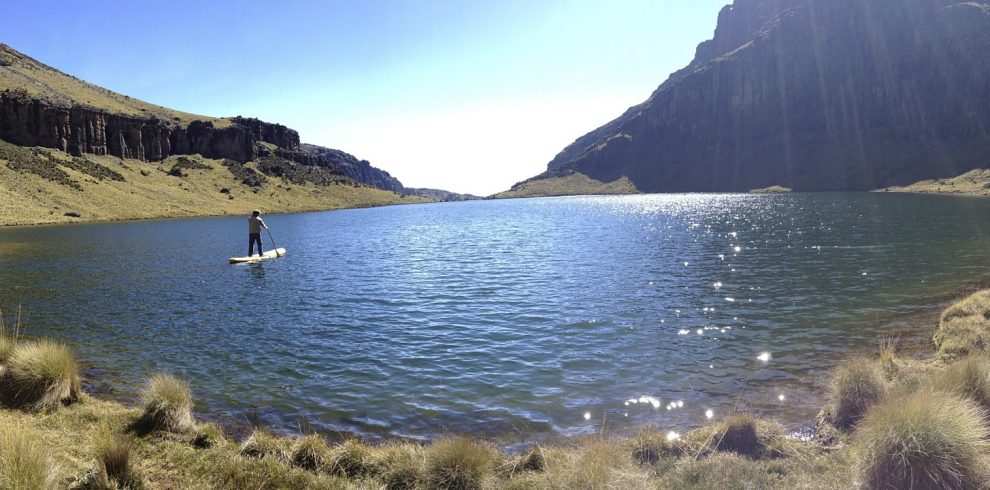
[3,193,990,440]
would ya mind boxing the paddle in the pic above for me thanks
[265,228,281,257]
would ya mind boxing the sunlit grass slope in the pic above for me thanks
[877,168,990,196]
[493,171,638,199]
[0,44,230,128]
[750,185,793,193]
[0,139,428,226]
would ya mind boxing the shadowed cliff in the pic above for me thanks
[525,0,990,193]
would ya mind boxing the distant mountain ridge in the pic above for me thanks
[524,0,990,193]
[0,43,417,195]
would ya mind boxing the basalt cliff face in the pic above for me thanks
[0,44,408,192]
[0,94,294,163]
[535,0,990,192]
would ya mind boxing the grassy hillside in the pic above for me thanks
[0,139,427,226]
[750,185,793,194]
[493,172,638,199]
[0,44,229,128]
[877,168,990,196]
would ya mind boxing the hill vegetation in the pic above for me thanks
[0,44,230,128]
[492,171,638,199]
[0,139,426,226]
[877,168,990,197]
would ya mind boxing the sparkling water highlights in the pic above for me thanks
[2,193,990,440]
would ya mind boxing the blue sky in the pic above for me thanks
[2,0,728,195]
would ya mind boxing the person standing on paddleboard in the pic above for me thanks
[248,210,268,257]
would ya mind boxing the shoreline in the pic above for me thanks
[2,282,990,487]
[30,273,990,440]
[0,198,433,229]
[7,187,989,229]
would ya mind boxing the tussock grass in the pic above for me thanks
[855,389,989,490]
[681,414,794,460]
[424,437,497,490]
[90,428,143,489]
[0,426,57,490]
[190,422,227,449]
[934,290,990,360]
[289,434,330,472]
[239,429,289,460]
[378,443,423,489]
[0,335,16,364]
[829,358,886,430]
[515,445,547,473]
[1,339,80,411]
[632,428,682,465]
[133,373,193,433]
[328,439,381,478]
[935,356,990,414]
[878,337,899,380]
[519,439,651,490]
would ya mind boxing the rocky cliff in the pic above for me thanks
[287,144,405,193]
[537,0,990,192]
[0,44,415,193]
[0,93,299,163]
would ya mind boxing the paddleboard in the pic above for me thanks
[229,248,286,264]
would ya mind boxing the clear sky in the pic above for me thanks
[2,0,728,195]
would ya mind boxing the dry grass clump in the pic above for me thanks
[632,428,682,465]
[239,429,289,460]
[1,339,81,411]
[829,358,886,430]
[133,373,194,433]
[934,290,990,360]
[514,445,546,473]
[936,356,990,414]
[878,337,899,380]
[855,389,989,490]
[328,439,382,478]
[190,422,228,449]
[0,334,16,363]
[527,439,651,489]
[289,434,331,472]
[0,426,57,490]
[681,414,793,460]
[378,443,424,490]
[89,428,143,489]
[423,437,497,490]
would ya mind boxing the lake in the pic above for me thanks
[2,193,990,442]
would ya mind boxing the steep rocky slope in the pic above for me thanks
[526,0,990,193]
[0,44,405,193]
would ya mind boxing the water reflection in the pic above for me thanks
[1,193,990,440]
[247,262,266,282]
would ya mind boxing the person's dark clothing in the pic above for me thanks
[248,233,263,256]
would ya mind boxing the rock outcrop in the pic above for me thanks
[0,93,297,164]
[286,144,405,193]
[0,44,428,194]
[536,0,990,192]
